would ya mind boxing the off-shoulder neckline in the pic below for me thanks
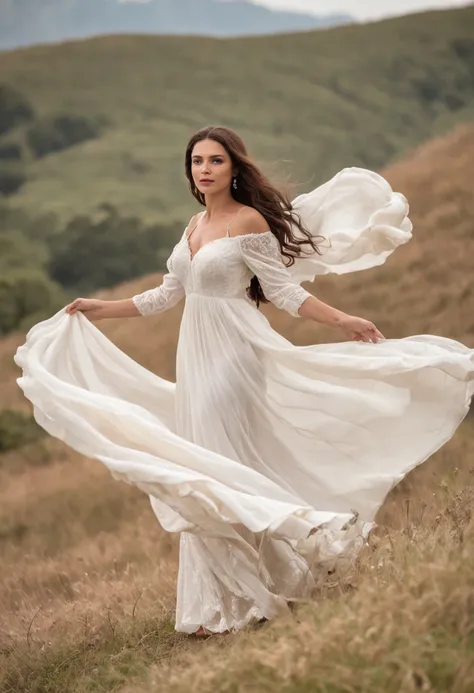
[182,229,274,264]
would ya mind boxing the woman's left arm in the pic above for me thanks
[239,225,383,343]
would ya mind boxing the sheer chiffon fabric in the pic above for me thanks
[15,167,474,634]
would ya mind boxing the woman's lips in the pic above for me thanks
[200,180,214,184]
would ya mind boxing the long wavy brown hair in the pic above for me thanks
[185,125,323,306]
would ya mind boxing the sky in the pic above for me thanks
[250,0,471,21]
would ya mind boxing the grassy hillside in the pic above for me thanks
[0,124,473,692]
[0,5,473,224]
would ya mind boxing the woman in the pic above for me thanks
[15,126,474,637]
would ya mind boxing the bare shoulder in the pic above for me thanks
[231,206,270,237]
[186,212,204,234]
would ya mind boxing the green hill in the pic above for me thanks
[0,5,473,226]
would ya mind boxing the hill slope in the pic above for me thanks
[0,6,473,224]
[73,123,474,376]
[0,0,351,50]
[1,123,473,411]
[1,125,474,691]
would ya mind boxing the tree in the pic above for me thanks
[0,84,35,136]
[48,206,181,292]
[0,143,22,160]
[27,113,107,158]
[0,269,66,335]
[0,232,48,272]
[0,163,27,196]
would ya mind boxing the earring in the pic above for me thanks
[233,177,238,190]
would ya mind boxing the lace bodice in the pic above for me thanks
[133,230,312,318]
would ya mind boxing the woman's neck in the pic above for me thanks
[204,191,240,219]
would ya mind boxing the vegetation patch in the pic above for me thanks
[0,409,45,453]
[0,161,26,196]
[27,113,108,159]
[48,205,182,294]
[0,143,22,160]
[1,614,182,693]
[0,84,35,136]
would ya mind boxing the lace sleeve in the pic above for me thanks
[239,232,312,318]
[132,252,185,317]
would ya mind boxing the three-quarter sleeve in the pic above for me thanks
[239,232,312,317]
[132,253,185,317]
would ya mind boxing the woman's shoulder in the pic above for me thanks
[185,211,204,234]
[231,206,270,237]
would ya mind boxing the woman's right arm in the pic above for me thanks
[66,297,141,321]
[66,250,186,321]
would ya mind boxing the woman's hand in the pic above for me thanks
[299,296,384,343]
[339,314,384,343]
[66,298,105,322]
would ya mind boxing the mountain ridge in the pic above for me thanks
[0,0,352,50]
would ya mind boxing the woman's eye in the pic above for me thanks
[192,158,223,164]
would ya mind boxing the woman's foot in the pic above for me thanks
[193,626,212,637]
[192,626,231,637]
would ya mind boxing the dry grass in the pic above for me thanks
[1,125,474,692]
[129,490,474,693]
[1,450,472,693]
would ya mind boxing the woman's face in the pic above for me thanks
[191,139,235,196]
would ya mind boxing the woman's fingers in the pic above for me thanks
[352,326,384,343]
[370,325,385,342]
[366,323,384,343]
[368,327,378,343]
[66,298,83,314]
[345,319,385,343]
[375,328,385,341]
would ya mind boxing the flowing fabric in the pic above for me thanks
[15,167,474,634]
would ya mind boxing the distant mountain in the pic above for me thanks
[0,0,353,50]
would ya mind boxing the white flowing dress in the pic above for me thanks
[15,168,474,634]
